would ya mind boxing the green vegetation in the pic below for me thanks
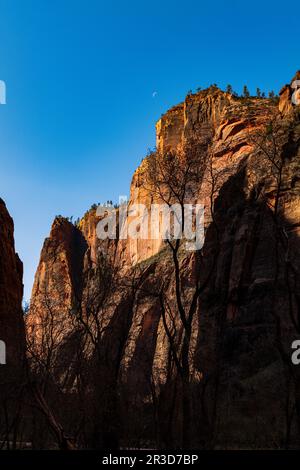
[182,83,278,101]
[243,85,250,98]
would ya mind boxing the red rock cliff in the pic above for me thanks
[27,74,300,448]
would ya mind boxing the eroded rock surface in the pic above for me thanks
[0,199,24,369]
[28,75,300,448]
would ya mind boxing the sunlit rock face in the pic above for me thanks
[127,87,275,263]
[279,70,300,116]
[26,217,87,365]
[28,74,300,448]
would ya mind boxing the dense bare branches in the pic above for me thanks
[140,128,219,447]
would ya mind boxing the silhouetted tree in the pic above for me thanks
[142,127,217,448]
[243,85,250,98]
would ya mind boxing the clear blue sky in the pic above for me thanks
[0,0,298,301]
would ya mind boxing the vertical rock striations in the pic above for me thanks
[0,198,24,375]
[0,198,25,446]
[28,74,300,448]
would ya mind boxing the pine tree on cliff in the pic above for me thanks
[243,85,250,98]
[256,87,262,98]
[226,84,233,94]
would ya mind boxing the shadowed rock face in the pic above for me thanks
[28,75,300,448]
[0,198,25,378]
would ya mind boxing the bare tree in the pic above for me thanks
[250,110,300,447]
[141,128,220,447]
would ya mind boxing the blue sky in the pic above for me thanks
[0,0,299,301]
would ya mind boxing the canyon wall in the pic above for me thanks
[0,198,25,446]
[27,74,300,448]
[0,198,24,374]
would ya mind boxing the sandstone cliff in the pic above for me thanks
[0,198,26,448]
[27,74,300,449]
[0,198,25,373]
[28,217,87,355]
